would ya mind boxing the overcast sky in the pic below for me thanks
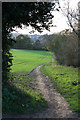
[12,0,79,35]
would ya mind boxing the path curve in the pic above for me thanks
[29,65,77,118]
[3,64,78,118]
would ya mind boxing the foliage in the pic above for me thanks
[12,34,33,49]
[38,34,53,50]
[46,33,78,67]
[10,49,52,73]
[59,1,80,67]
[12,34,47,50]
[2,2,57,82]
[40,62,79,113]
[3,73,47,114]
[32,40,44,50]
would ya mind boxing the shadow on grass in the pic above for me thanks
[2,81,47,116]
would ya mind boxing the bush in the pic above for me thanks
[47,33,78,67]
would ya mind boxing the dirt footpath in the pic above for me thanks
[3,65,78,118]
[29,65,77,118]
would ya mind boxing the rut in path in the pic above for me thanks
[29,65,77,118]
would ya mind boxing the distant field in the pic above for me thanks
[10,49,53,73]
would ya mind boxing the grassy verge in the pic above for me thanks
[40,62,79,113]
[3,72,47,114]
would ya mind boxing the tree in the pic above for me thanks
[2,2,59,82]
[46,32,78,67]
[12,34,32,49]
[58,0,79,35]
[58,0,80,67]
[33,40,41,50]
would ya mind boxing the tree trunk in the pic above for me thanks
[78,2,80,67]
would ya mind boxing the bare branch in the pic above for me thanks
[67,14,78,35]
[59,0,78,35]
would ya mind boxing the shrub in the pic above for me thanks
[46,33,78,67]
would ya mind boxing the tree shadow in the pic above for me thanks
[2,75,47,117]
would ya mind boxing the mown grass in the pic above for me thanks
[40,62,79,113]
[3,49,52,114]
[10,49,52,73]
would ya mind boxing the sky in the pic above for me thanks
[12,0,79,35]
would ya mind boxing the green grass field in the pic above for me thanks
[40,62,79,113]
[3,49,52,114]
[10,49,52,73]
[3,49,79,114]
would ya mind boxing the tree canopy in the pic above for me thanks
[2,2,58,82]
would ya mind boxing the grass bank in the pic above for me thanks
[40,62,79,113]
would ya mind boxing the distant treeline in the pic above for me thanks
[12,34,47,51]
[12,31,78,67]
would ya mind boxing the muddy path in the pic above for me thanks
[3,65,78,118]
